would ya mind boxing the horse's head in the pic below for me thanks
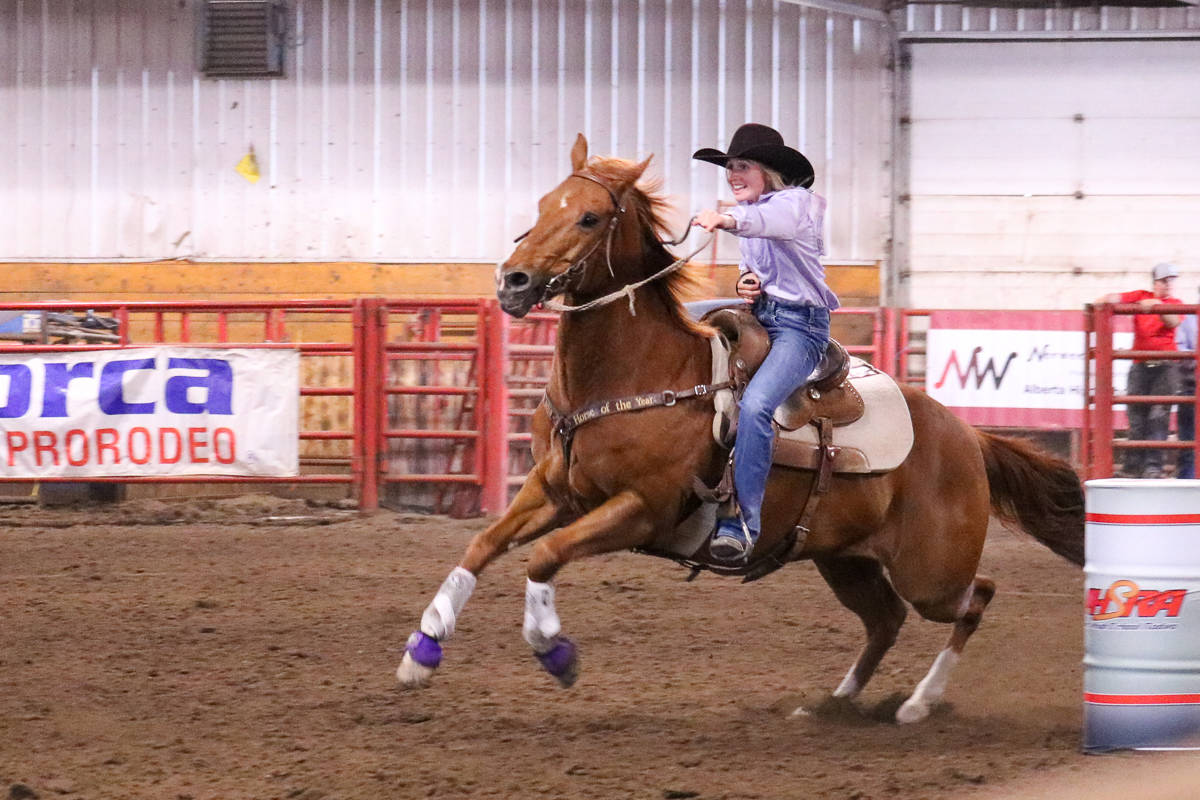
[496,134,652,318]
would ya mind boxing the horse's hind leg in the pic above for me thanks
[397,472,561,689]
[896,575,996,723]
[805,556,907,709]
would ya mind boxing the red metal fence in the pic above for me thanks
[15,299,1110,513]
[1084,302,1199,480]
[0,298,550,516]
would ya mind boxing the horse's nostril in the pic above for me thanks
[504,271,531,290]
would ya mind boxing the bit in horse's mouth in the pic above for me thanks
[497,286,541,318]
[497,265,547,318]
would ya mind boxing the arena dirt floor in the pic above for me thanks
[2,495,1196,800]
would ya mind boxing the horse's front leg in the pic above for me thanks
[397,467,562,689]
[522,489,655,687]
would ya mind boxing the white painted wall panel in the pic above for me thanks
[912,41,1200,196]
[0,0,891,266]
[905,40,1200,310]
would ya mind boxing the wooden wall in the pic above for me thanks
[1,260,879,306]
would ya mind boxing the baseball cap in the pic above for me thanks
[1152,262,1179,281]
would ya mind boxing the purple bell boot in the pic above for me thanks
[404,631,443,669]
[535,637,579,687]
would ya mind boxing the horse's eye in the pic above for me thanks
[579,212,601,229]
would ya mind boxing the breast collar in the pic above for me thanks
[542,376,734,467]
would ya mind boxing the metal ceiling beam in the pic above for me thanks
[776,0,891,22]
[899,0,1195,5]
[900,28,1200,40]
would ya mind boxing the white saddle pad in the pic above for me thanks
[776,358,914,473]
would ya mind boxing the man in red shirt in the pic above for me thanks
[1100,262,1183,478]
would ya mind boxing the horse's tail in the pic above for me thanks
[977,430,1085,566]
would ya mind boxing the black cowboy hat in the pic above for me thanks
[692,123,814,189]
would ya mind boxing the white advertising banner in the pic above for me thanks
[0,347,299,477]
[925,311,1132,428]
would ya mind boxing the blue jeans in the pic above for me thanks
[733,296,831,533]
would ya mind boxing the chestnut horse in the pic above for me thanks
[397,135,1084,723]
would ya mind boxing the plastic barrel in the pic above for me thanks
[1084,478,1200,752]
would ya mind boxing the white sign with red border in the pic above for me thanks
[0,347,299,477]
[925,310,1132,428]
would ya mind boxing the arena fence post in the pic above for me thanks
[1091,303,1115,479]
[1082,305,1094,476]
[351,301,366,506]
[354,298,386,510]
[480,300,511,515]
[1192,316,1200,475]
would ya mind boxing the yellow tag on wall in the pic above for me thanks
[236,150,261,183]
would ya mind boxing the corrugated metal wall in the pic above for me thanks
[0,0,892,265]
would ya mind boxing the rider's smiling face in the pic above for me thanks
[726,159,767,204]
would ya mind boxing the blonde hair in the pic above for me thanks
[759,163,787,192]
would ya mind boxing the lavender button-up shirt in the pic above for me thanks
[726,187,837,310]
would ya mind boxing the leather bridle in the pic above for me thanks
[507,172,627,307]
[538,172,627,303]
[509,170,707,315]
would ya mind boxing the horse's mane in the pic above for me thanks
[584,156,714,338]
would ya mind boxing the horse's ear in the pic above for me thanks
[630,154,653,183]
[570,134,588,172]
[613,154,653,190]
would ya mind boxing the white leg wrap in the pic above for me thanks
[897,648,960,724]
[523,579,562,654]
[419,566,477,641]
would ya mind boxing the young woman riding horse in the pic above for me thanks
[692,123,836,563]
[397,133,1084,724]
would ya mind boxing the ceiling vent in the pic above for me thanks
[199,1,287,78]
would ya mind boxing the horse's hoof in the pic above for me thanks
[535,637,579,688]
[895,698,930,724]
[397,653,435,688]
[397,631,442,689]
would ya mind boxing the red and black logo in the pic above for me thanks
[1086,580,1186,621]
